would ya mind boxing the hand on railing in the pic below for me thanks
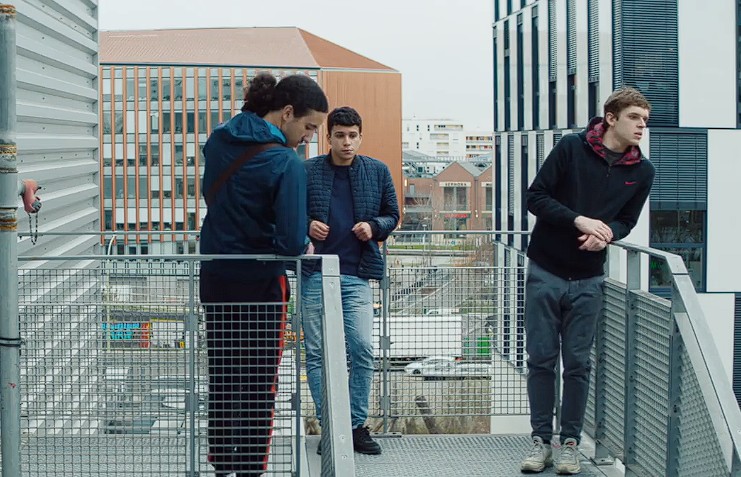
[578,234,607,252]
[574,216,613,243]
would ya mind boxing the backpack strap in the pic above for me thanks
[205,142,283,206]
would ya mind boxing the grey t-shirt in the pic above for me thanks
[604,147,623,166]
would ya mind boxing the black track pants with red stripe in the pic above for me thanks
[200,270,289,475]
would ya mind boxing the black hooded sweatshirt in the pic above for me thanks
[526,117,656,280]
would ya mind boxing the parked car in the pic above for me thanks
[404,356,457,375]
[404,356,493,380]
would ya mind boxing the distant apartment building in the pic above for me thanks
[99,27,402,253]
[402,118,493,160]
[401,157,492,234]
[493,0,741,392]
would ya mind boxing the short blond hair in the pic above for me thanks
[603,87,651,119]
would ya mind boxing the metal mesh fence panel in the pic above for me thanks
[597,280,627,459]
[631,291,671,476]
[676,333,731,476]
[364,234,529,435]
[18,258,301,476]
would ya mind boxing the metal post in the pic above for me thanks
[319,255,355,477]
[0,4,21,477]
[380,242,391,435]
[186,260,197,477]
[622,250,641,476]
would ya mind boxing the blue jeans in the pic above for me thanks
[525,260,604,444]
[301,272,374,429]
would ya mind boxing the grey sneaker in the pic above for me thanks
[555,438,581,474]
[520,436,553,473]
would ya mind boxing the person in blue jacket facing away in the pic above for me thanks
[302,106,399,456]
[199,72,327,477]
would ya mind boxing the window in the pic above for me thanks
[649,131,708,208]
[138,74,147,100]
[614,0,678,126]
[567,75,576,128]
[161,75,171,101]
[587,0,600,119]
[138,144,147,166]
[211,75,220,101]
[174,78,183,101]
[516,15,524,130]
[222,76,232,101]
[103,176,112,198]
[126,74,135,101]
[738,0,741,125]
[650,209,706,292]
[520,135,529,245]
[531,5,540,129]
[443,217,468,235]
[113,69,122,102]
[161,112,171,134]
[494,135,502,234]
[103,113,112,134]
[649,248,704,291]
[504,20,511,130]
[198,112,208,133]
[187,177,197,198]
[443,187,468,210]
[198,76,208,101]
[185,76,194,101]
[650,210,705,244]
[150,76,159,101]
[548,0,557,128]
[186,112,195,134]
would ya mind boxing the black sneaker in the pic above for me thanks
[352,426,382,455]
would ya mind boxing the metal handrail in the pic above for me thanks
[608,241,741,475]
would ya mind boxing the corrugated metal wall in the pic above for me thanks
[15,0,99,256]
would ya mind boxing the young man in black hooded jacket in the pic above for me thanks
[520,87,655,475]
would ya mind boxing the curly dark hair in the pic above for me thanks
[241,73,328,117]
[327,106,363,134]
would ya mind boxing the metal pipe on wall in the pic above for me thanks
[0,4,22,476]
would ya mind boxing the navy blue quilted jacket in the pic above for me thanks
[304,154,399,280]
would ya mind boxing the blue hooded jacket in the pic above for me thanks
[199,111,307,279]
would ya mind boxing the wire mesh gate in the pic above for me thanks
[17,254,354,476]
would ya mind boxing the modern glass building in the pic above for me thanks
[492,0,741,403]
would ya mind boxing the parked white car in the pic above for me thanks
[405,356,493,379]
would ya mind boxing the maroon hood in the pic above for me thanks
[584,117,643,166]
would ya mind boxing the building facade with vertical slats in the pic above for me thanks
[14,0,100,437]
[492,0,741,404]
[99,27,402,254]
[16,0,100,256]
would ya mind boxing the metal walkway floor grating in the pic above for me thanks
[309,434,608,477]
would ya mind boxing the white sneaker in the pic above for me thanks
[555,438,581,474]
[520,436,553,473]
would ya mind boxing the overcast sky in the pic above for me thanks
[98,0,494,131]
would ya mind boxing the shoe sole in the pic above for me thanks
[354,447,382,455]
[520,459,553,473]
[555,464,581,475]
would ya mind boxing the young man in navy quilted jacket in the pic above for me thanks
[302,106,399,455]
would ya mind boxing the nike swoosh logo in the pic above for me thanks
[625,181,637,186]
